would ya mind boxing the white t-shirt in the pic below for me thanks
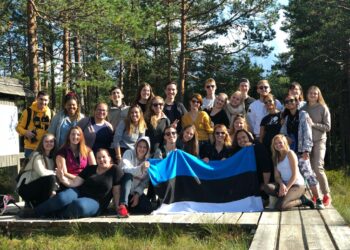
[277,151,304,186]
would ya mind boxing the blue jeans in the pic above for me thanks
[24,149,34,158]
[34,188,100,218]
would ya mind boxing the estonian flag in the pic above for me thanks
[148,146,263,214]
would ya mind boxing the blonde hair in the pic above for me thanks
[214,124,231,147]
[125,105,147,135]
[229,114,250,136]
[230,91,243,104]
[145,96,164,129]
[271,134,290,167]
[205,78,216,86]
[257,79,269,86]
[307,85,327,107]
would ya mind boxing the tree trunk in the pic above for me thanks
[42,43,49,91]
[27,0,39,96]
[73,32,85,111]
[166,0,172,83]
[8,40,13,76]
[63,27,70,94]
[49,42,56,109]
[179,0,188,102]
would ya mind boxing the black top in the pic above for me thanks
[146,117,170,156]
[260,112,282,152]
[206,109,230,128]
[137,101,147,113]
[244,96,256,112]
[286,110,299,152]
[163,102,187,133]
[199,143,233,161]
[78,164,124,210]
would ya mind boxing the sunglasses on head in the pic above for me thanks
[191,99,200,104]
[165,131,176,136]
[259,86,269,90]
[284,99,296,104]
[264,100,273,105]
[206,85,215,89]
[152,103,164,107]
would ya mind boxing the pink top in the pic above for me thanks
[57,145,89,176]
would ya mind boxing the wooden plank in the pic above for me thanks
[197,213,223,224]
[279,224,304,250]
[328,226,350,250]
[300,209,324,225]
[304,225,335,250]
[216,212,242,224]
[320,209,347,226]
[280,210,301,225]
[249,225,278,250]
[237,212,261,226]
[259,211,280,225]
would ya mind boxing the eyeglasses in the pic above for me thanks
[259,86,269,90]
[152,103,164,107]
[191,99,200,104]
[165,131,176,136]
[284,99,295,104]
[215,131,226,136]
[206,85,215,89]
[264,100,273,104]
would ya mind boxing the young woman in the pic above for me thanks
[18,149,124,219]
[288,82,306,109]
[48,92,84,148]
[133,82,155,113]
[281,95,324,209]
[229,114,251,142]
[233,129,272,191]
[108,87,129,130]
[302,86,332,206]
[176,125,199,157]
[145,96,170,156]
[207,93,230,128]
[260,94,282,155]
[17,133,58,207]
[200,124,233,162]
[154,126,178,159]
[263,134,313,211]
[117,137,153,217]
[225,91,245,126]
[113,104,147,163]
[181,93,213,146]
[77,102,114,158]
[56,126,96,181]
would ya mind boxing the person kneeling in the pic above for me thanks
[117,136,153,218]
[263,134,314,211]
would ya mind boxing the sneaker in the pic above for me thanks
[117,204,129,218]
[300,195,315,209]
[316,199,325,209]
[323,194,331,207]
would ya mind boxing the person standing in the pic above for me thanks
[108,87,129,130]
[238,78,255,112]
[302,86,332,206]
[163,81,187,133]
[16,91,53,158]
[202,78,217,111]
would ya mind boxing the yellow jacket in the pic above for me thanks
[16,102,53,150]
[181,111,213,141]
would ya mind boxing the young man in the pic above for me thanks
[108,86,130,130]
[247,80,283,139]
[202,78,217,111]
[239,78,256,112]
[16,91,53,158]
[163,81,187,133]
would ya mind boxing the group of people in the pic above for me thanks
[15,77,331,218]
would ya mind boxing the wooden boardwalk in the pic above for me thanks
[0,204,349,249]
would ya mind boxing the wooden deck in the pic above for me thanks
[0,204,349,249]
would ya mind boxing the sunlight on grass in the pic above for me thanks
[327,169,350,224]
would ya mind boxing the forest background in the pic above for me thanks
[0,0,349,168]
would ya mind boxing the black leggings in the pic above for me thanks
[18,175,57,207]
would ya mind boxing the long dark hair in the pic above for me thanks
[35,133,57,169]
[180,125,199,156]
[232,129,254,150]
[63,92,81,120]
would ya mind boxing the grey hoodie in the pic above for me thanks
[121,136,151,195]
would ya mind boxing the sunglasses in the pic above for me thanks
[259,86,269,90]
[165,131,176,136]
[206,85,215,89]
[153,103,164,107]
[264,100,273,104]
[284,99,296,104]
[215,131,226,136]
[191,99,200,104]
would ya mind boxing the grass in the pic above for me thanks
[0,225,253,250]
[326,169,350,224]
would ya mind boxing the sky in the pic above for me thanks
[252,0,290,73]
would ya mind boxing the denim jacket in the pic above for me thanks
[280,110,313,153]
